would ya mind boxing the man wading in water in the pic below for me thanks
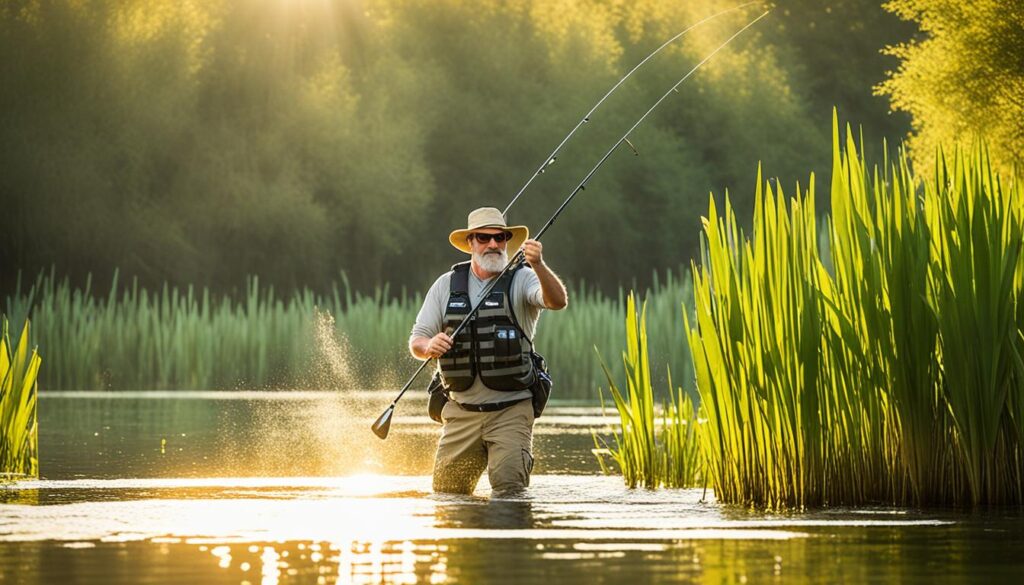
[409,207,568,495]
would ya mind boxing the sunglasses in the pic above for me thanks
[469,231,514,244]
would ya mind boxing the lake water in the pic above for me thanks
[2,392,1023,584]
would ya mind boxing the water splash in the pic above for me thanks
[311,308,358,391]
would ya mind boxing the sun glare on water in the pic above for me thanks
[2,475,963,583]
[203,539,433,585]
[183,474,450,584]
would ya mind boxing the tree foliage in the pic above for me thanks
[878,0,1024,174]
[1,0,914,295]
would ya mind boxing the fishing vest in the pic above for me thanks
[437,262,537,393]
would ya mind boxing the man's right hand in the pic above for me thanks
[425,332,454,358]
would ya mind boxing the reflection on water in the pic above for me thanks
[7,474,1016,584]
[2,393,1023,584]
[198,540,437,585]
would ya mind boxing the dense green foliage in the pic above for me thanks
[1,0,913,296]
[593,293,701,489]
[878,0,1024,175]
[688,114,1024,508]
[757,0,918,166]
[1,318,39,479]
[4,269,693,399]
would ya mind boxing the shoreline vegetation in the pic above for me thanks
[686,115,1024,508]
[597,115,1023,509]
[3,270,694,401]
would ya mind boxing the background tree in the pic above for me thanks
[877,0,1023,174]
[1,0,917,296]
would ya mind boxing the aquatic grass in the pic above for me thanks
[0,317,40,479]
[927,146,1024,505]
[5,270,694,399]
[686,168,829,508]
[688,111,1024,508]
[593,293,702,489]
[827,127,943,505]
[660,380,702,488]
[4,271,422,392]
[555,271,694,398]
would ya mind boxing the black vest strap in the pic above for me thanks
[447,261,524,328]
[450,261,470,296]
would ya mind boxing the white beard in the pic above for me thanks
[474,249,508,274]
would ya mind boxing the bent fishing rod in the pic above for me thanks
[370,4,758,440]
[372,6,771,440]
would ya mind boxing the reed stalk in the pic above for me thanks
[593,293,702,488]
[0,317,40,479]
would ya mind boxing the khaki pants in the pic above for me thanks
[432,398,535,496]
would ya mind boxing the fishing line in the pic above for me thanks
[373,6,772,440]
[531,9,773,242]
[501,1,761,216]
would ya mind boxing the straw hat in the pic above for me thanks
[448,207,529,254]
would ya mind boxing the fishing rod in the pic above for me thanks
[372,6,771,440]
[370,4,759,440]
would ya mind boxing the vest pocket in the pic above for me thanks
[494,326,519,364]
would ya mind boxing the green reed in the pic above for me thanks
[5,269,693,399]
[593,293,702,488]
[688,111,1024,508]
[1,317,40,478]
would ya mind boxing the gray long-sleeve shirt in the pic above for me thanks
[410,266,545,405]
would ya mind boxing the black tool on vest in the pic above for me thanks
[371,5,771,440]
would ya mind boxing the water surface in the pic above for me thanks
[2,392,1023,584]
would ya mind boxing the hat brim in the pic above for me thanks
[449,225,529,254]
